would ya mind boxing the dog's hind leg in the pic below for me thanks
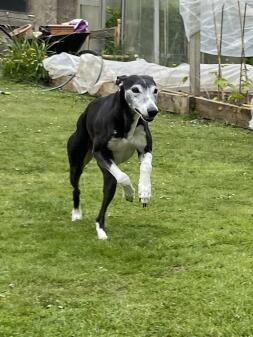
[67,130,92,221]
[96,169,117,240]
[70,163,83,221]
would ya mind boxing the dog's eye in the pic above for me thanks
[153,88,158,94]
[131,87,140,94]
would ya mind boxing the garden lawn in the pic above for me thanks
[1,80,253,337]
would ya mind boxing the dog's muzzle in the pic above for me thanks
[146,108,158,122]
[135,108,158,122]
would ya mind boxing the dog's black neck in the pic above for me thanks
[113,89,139,138]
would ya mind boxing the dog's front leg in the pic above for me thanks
[138,152,152,207]
[93,151,135,202]
[109,161,135,202]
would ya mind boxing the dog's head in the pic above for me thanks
[116,75,158,122]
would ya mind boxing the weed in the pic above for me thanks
[1,38,49,83]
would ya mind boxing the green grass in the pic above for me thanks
[1,80,253,337]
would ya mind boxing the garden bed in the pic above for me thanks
[194,96,252,129]
[158,90,252,130]
[158,90,192,115]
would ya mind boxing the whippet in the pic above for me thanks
[67,75,159,239]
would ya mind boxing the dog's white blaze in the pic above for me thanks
[72,208,82,221]
[96,222,108,240]
[138,152,152,203]
[125,85,158,119]
[108,125,147,164]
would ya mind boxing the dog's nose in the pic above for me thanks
[148,108,158,118]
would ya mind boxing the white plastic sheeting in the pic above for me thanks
[180,0,253,56]
[43,53,80,79]
[43,52,253,95]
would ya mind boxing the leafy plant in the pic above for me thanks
[213,75,229,91]
[105,6,121,28]
[103,6,123,56]
[241,78,253,93]
[211,70,252,105]
[227,86,245,104]
[103,39,122,55]
[1,37,49,83]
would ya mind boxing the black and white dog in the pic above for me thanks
[67,75,159,239]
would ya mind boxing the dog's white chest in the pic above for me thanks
[108,125,147,164]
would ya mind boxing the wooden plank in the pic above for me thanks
[158,91,191,115]
[194,97,251,129]
[89,27,115,39]
[121,0,125,45]
[158,91,252,129]
[115,18,121,47]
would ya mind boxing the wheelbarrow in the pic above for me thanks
[0,24,97,56]
[39,25,94,55]
[42,32,90,55]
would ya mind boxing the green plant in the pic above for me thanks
[103,6,123,56]
[227,86,245,104]
[213,75,229,92]
[105,6,120,28]
[1,37,49,83]
[103,39,122,55]
[241,78,253,92]
[211,70,252,104]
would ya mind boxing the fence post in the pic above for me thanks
[115,18,121,47]
[189,31,200,96]
[154,0,160,64]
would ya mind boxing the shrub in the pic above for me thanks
[1,38,49,83]
[103,6,123,56]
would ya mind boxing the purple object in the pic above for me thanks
[69,19,88,33]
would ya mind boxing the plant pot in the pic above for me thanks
[11,24,33,39]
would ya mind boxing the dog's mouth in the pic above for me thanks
[134,109,154,122]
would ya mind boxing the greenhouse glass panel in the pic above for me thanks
[123,0,187,65]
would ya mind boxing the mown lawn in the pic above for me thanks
[1,80,253,337]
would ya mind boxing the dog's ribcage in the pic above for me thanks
[107,125,147,164]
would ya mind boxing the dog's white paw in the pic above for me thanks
[249,117,253,130]
[138,184,151,206]
[96,223,108,240]
[123,183,135,202]
[71,208,83,221]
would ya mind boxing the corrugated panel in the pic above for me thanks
[80,0,100,6]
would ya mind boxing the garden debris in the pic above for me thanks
[0,90,11,95]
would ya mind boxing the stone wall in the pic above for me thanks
[30,0,58,29]
[0,0,78,29]
[57,0,78,23]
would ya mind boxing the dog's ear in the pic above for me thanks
[116,75,127,86]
